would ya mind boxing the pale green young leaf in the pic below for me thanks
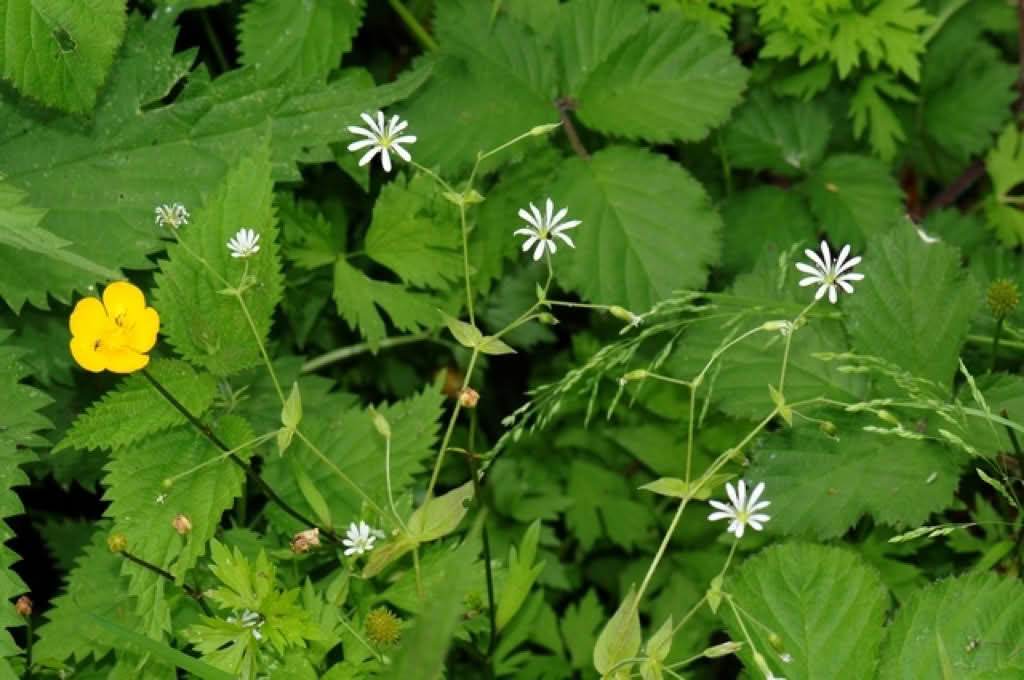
[645,616,674,663]
[571,6,748,142]
[154,142,283,377]
[290,458,332,529]
[751,425,963,538]
[102,417,252,637]
[593,583,641,677]
[722,89,830,175]
[0,0,127,113]
[553,146,722,312]
[0,333,51,672]
[984,124,1024,245]
[331,257,440,349]
[261,385,444,534]
[845,227,977,386]
[407,480,474,542]
[364,173,461,289]
[238,0,364,82]
[478,336,517,356]
[56,359,216,453]
[720,186,816,278]
[440,310,483,348]
[849,72,915,161]
[34,528,140,666]
[281,382,302,430]
[723,543,887,680]
[831,0,932,80]
[877,573,1024,678]
[802,154,904,248]
[0,16,427,311]
[398,0,556,174]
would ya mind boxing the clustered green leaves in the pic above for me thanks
[0,1,1022,680]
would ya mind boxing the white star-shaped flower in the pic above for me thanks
[346,111,416,173]
[342,520,377,556]
[514,198,581,261]
[227,228,261,258]
[795,240,864,304]
[708,480,771,538]
[155,203,189,229]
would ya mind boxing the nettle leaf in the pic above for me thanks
[566,0,748,142]
[723,543,887,680]
[0,333,51,672]
[0,0,127,113]
[34,528,141,666]
[365,172,461,289]
[399,0,557,174]
[984,124,1024,246]
[553,145,722,312]
[669,254,867,421]
[261,385,444,534]
[0,15,427,312]
[802,154,904,249]
[845,227,977,386]
[877,573,1024,678]
[238,0,364,82]
[751,425,963,539]
[56,359,216,453]
[154,142,283,377]
[102,417,252,637]
[331,258,439,349]
[720,186,816,278]
[722,89,830,176]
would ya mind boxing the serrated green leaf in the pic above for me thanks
[849,72,915,161]
[593,583,641,677]
[751,426,963,538]
[720,186,816,278]
[262,385,444,534]
[723,89,830,175]
[554,145,721,311]
[153,143,282,377]
[56,359,216,453]
[985,124,1024,246]
[238,0,364,83]
[569,2,748,142]
[561,590,604,670]
[332,257,440,348]
[496,519,545,631]
[803,154,904,249]
[877,573,1024,678]
[365,173,461,289]
[566,459,652,551]
[0,0,127,113]
[102,417,252,637]
[556,0,647,95]
[0,15,428,312]
[724,543,887,680]
[845,227,976,385]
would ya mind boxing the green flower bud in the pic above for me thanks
[107,533,127,553]
[987,278,1020,320]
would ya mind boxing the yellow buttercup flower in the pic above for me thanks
[69,281,160,374]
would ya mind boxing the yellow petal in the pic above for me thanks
[69,297,108,339]
[103,347,150,374]
[103,281,146,319]
[70,337,107,373]
[127,306,160,353]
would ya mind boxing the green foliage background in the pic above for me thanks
[0,0,1022,679]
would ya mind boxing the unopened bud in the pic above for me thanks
[107,533,127,553]
[876,409,900,426]
[162,478,173,489]
[172,514,192,536]
[703,640,743,658]
[458,387,480,408]
[537,312,558,325]
[290,527,321,554]
[371,409,391,439]
[819,421,837,435]
[14,596,31,617]
[621,369,649,382]
[529,122,561,136]
[768,632,785,654]
[609,306,635,323]
[365,607,402,646]
[987,278,1020,320]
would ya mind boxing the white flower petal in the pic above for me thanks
[839,272,864,282]
[359,112,377,131]
[392,142,412,163]
[380,148,392,172]
[533,241,545,261]
[726,482,741,509]
[554,231,575,248]
[837,279,854,294]
[799,276,823,287]
[347,138,376,151]
[552,219,581,233]
[358,147,382,167]
[747,519,765,531]
[820,240,832,268]
[551,206,568,226]
[836,254,862,274]
[795,262,821,276]
[529,202,544,228]
[521,236,537,251]
[828,285,838,304]
[708,510,736,521]
[747,481,766,508]
[394,134,417,146]
[519,208,539,228]
[544,198,554,226]
[814,283,828,300]
[805,247,827,272]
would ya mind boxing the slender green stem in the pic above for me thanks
[388,0,439,52]
[23,607,32,680]
[716,130,733,196]
[141,369,341,543]
[634,498,690,611]
[992,317,1005,373]
[302,333,452,373]
[294,430,387,520]
[384,435,409,534]
[467,452,498,659]
[121,551,212,616]
[725,597,760,665]
[686,387,696,483]
[338,612,384,662]
[671,594,708,638]
[778,300,816,393]
[199,10,229,73]
[423,351,480,507]
[410,160,456,193]
[461,204,476,326]
[545,299,611,311]
[644,372,693,388]
[235,293,285,404]
[413,545,424,600]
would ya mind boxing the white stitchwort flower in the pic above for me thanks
[347,111,416,173]
[155,203,189,229]
[343,521,377,556]
[795,240,863,304]
[708,480,771,538]
[227,228,261,258]
[514,198,581,261]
